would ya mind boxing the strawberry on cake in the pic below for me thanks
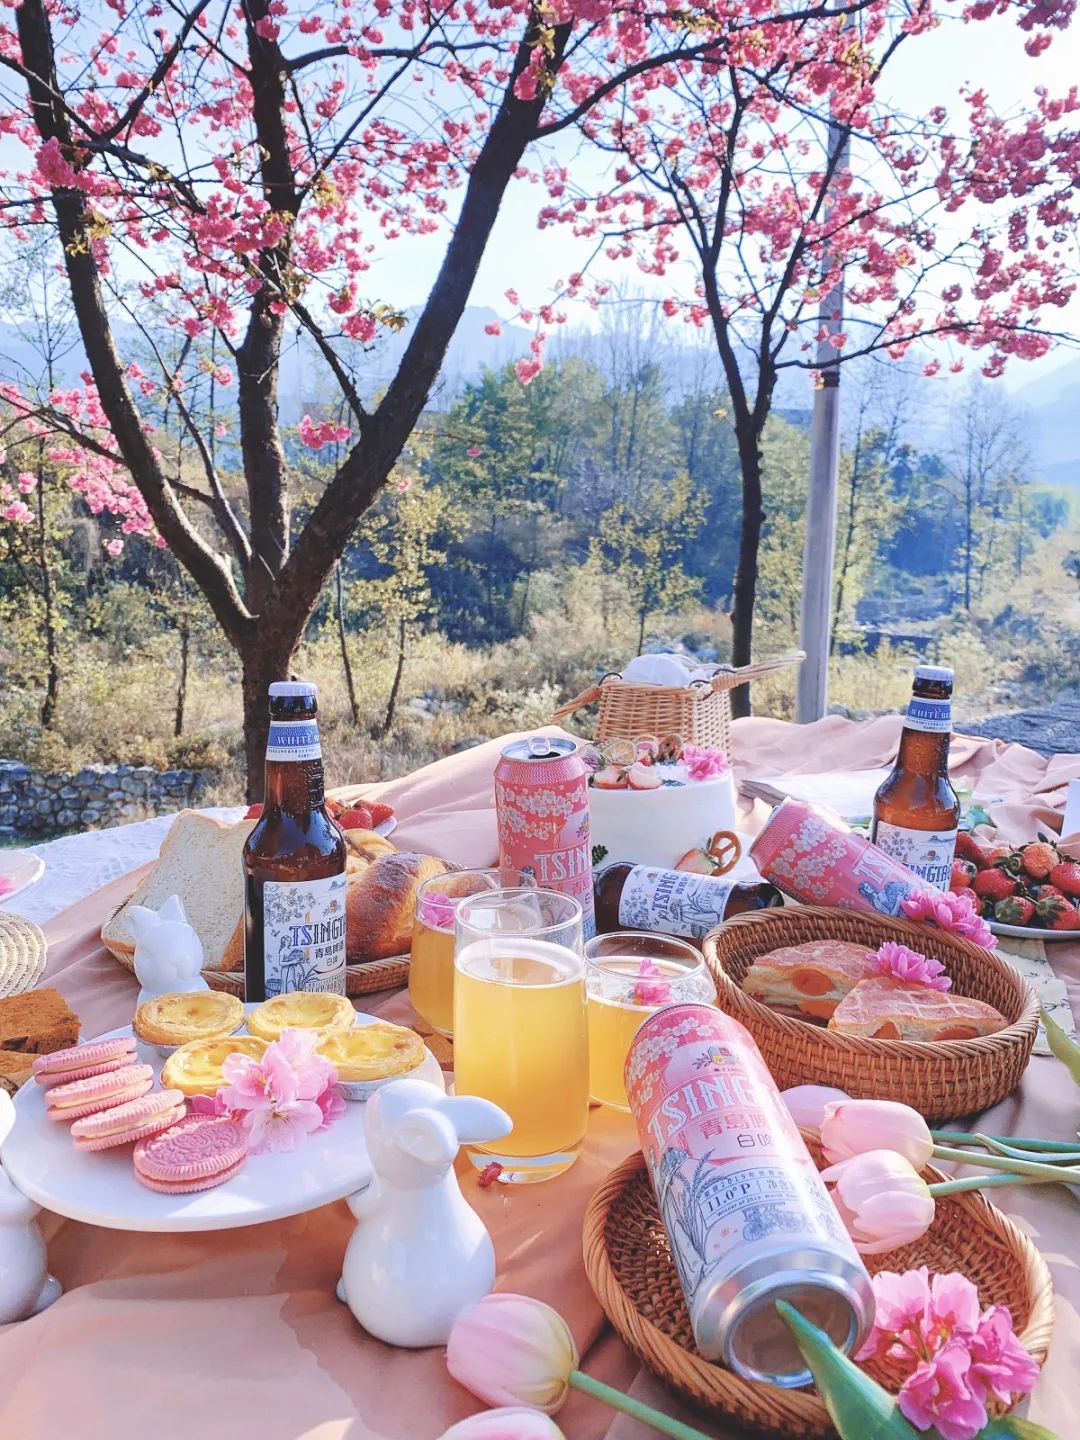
[585,734,738,869]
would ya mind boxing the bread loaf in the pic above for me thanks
[346,852,452,963]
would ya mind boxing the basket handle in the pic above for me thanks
[551,682,603,722]
[709,650,805,692]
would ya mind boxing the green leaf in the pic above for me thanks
[774,1301,923,1439]
[1040,1007,1080,1087]
[982,1418,1061,1439]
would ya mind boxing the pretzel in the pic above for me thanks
[706,830,742,875]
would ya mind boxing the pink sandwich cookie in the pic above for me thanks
[44,1063,153,1122]
[71,1089,187,1151]
[33,1036,137,1087]
[133,1114,249,1195]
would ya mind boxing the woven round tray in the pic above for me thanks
[584,1150,1054,1440]
[203,953,410,999]
[703,907,1039,1123]
[0,913,47,998]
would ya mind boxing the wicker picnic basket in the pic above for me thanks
[703,907,1039,1123]
[583,1147,1054,1439]
[551,652,804,752]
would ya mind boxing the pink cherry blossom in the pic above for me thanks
[629,958,672,1006]
[680,746,730,781]
[271,1027,338,1102]
[901,889,997,950]
[968,1305,1040,1405]
[898,1341,988,1440]
[870,942,952,992]
[419,891,456,929]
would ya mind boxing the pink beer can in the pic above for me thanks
[750,796,940,917]
[625,1004,873,1386]
[495,736,595,938]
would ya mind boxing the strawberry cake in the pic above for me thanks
[585,735,737,869]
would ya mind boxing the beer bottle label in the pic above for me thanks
[873,823,957,891]
[261,873,347,996]
[619,866,734,939]
[266,719,322,762]
[904,697,952,734]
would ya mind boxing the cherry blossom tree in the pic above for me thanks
[535,0,1078,711]
[0,0,891,790]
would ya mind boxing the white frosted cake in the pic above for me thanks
[585,739,738,869]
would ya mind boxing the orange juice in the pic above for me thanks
[454,939,588,1179]
[409,918,455,1036]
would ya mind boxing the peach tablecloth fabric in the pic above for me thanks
[1,719,1077,1440]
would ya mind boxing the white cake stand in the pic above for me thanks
[1,1008,442,1238]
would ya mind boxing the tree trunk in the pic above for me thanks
[379,618,407,738]
[174,618,190,738]
[637,605,647,655]
[729,433,765,718]
[240,636,295,802]
[336,563,360,726]
[34,462,59,729]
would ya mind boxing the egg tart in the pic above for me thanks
[317,1021,424,1099]
[246,991,355,1042]
[133,991,245,1049]
[161,1036,268,1097]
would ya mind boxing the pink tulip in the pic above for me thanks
[440,1409,566,1440]
[820,1099,934,1170]
[781,1084,850,1129]
[446,1294,579,1415]
[821,1150,936,1255]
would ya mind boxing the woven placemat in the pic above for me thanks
[583,1150,1054,1439]
[204,953,410,1000]
[0,913,47,998]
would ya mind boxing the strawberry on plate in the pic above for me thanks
[949,859,977,891]
[244,803,263,819]
[994,895,1035,927]
[972,868,1017,903]
[337,805,374,831]
[1048,859,1080,899]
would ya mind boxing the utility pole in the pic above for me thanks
[795,115,850,723]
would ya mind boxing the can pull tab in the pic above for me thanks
[527,735,553,759]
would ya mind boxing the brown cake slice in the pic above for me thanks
[828,977,1006,1041]
[0,988,80,1054]
[0,1049,35,1095]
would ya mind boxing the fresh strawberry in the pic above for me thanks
[366,801,395,827]
[1035,891,1073,928]
[1017,839,1060,880]
[972,868,1018,902]
[1046,900,1080,931]
[949,859,977,891]
[954,831,984,864]
[675,847,716,875]
[994,895,1035,926]
[244,803,263,819]
[325,797,345,818]
[1048,859,1080,899]
[983,844,1012,868]
[1033,884,1065,903]
[627,761,662,790]
[592,765,628,790]
[337,805,374,831]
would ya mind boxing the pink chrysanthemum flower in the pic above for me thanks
[901,887,997,950]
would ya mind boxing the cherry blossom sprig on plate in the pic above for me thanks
[191,1028,345,1155]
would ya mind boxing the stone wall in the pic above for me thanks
[0,760,212,839]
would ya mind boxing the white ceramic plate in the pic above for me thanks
[988,919,1080,944]
[0,850,45,904]
[1,1005,442,1233]
[375,816,397,839]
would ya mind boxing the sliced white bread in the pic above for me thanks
[101,810,255,972]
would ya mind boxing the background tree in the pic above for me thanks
[542,0,1078,711]
[0,0,851,793]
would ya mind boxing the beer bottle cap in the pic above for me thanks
[913,665,953,684]
[268,681,317,697]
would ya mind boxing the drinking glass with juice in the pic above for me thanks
[453,889,587,1184]
[585,932,716,1109]
[409,869,499,1037]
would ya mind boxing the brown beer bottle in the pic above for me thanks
[594,862,781,939]
[871,665,960,891]
[243,682,347,1002]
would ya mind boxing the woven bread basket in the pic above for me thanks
[703,907,1039,1123]
[204,954,409,999]
[552,652,804,752]
[583,1148,1054,1440]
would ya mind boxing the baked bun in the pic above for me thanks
[346,852,453,962]
[342,828,398,875]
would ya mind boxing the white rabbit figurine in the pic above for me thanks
[336,1078,512,1348]
[128,894,209,1006]
[0,1092,62,1323]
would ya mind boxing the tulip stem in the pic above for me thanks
[929,1172,1034,1197]
[569,1370,714,1440]
[931,1130,1079,1154]
[931,1144,1080,1186]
